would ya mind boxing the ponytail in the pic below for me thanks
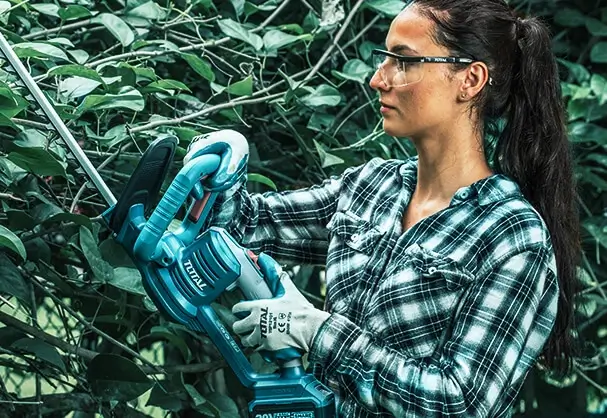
[413,0,582,375]
[495,17,581,373]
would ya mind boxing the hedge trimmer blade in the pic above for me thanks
[0,32,117,207]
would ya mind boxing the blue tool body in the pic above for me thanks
[102,137,335,418]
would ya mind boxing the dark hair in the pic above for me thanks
[411,0,581,373]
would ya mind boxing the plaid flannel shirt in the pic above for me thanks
[206,156,558,418]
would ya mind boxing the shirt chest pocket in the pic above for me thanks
[364,243,475,358]
[325,211,385,313]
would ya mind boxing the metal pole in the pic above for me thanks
[0,33,117,206]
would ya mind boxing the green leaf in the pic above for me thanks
[569,122,607,145]
[172,127,202,143]
[58,5,92,21]
[30,203,63,223]
[87,354,152,401]
[69,49,89,64]
[13,42,70,62]
[0,92,28,119]
[586,17,607,36]
[591,42,607,63]
[142,79,192,94]
[300,84,342,108]
[313,139,344,168]
[126,1,167,21]
[30,3,60,17]
[76,86,145,115]
[6,210,35,231]
[59,76,103,100]
[146,382,185,411]
[79,225,114,282]
[0,225,26,261]
[217,19,263,50]
[359,41,379,61]
[263,30,301,50]
[108,267,146,296]
[567,97,607,122]
[47,38,74,48]
[332,59,374,84]
[0,328,28,347]
[11,338,66,373]
[247,173,277,190]
[583,221,607,249]
[24,238,51,264]
[0,253,31,309]
[92,14,135,47]
[48,65,104,82]
[307,112,335,132]
[205,392,239,417]
[591,74,607,105]
[0,1,11,15]
[278,23,304,35]
[227,75,253,96]
[147,326,191,362]
[99,238,136,268]
[0,82,17,106]
[7,148,67,178]
[230,0,245,16]
[44,212,93,230]
[182,53,215,82]
[364,0,406,17]
[0,114,18,130]
[184,384,207,407]
[554,8,587,27]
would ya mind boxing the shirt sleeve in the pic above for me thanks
[203,164,364,265]
[307,246,558,417]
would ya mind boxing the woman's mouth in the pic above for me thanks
[380,102,395,113]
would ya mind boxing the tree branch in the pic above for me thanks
[19,271,166,374]
[86,2,290,69]
[129,92,283,134]
[22,18,95,40]
[0,193,25,203]
[0,310,227,375]
[0,310,97,361]
[305,0,366,81]
[0,393,151,417]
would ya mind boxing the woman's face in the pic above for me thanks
[369,6,464,139]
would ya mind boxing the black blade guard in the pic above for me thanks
[108,136,177,233]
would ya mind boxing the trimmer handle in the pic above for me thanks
[133,154,221,262]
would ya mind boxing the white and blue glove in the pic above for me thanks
[184,129,249,192]
[232,254,331,353]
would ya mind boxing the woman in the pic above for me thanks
[186,0,581,416]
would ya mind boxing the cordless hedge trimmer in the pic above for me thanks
[0,33,335,418]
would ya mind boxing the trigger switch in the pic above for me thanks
[247,250,260,269]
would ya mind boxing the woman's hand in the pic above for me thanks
[231,253,331,353]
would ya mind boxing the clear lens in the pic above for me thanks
[372,52,424,87]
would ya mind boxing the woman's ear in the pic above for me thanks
[459,62,490,101]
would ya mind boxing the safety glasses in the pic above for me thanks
[371,49,474,88]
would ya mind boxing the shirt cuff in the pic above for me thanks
[308,312,372,377]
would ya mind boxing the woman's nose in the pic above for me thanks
[369,69,387,91]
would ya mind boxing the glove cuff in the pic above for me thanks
[304,309,331,351]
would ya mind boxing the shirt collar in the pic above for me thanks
[398,156,523,206]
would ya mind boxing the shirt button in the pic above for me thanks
[351,233,360,242]
[428,266,438,274]
[459,190,470,199]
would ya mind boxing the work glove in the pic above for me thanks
[184,129,249,192]
[232,253,331,353]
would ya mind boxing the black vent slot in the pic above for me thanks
[170,266,196,298]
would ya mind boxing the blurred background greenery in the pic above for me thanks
[0,0,605,416]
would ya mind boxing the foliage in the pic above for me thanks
[0,0,605,416]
